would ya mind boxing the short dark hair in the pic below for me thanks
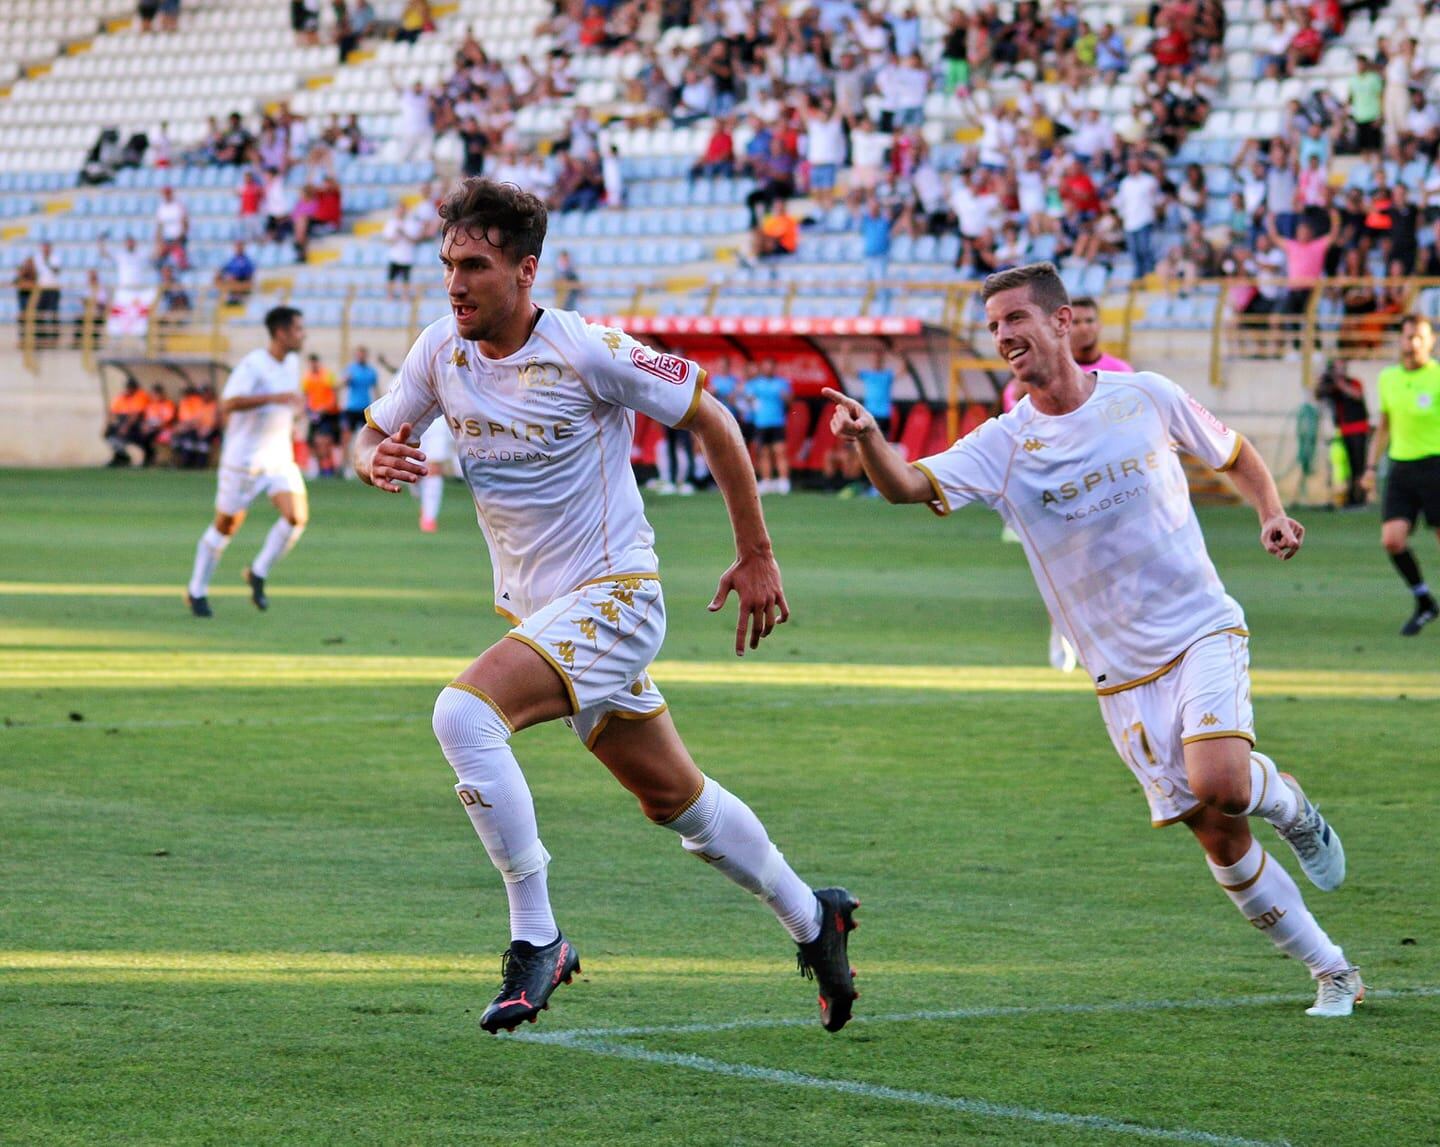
[980,262,1071,314]
[1070,295,1100,314]
[439,177,547,263]
[1400,313,1433,333]
[265,305,302,337]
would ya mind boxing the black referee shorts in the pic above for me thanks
[1383,455,1440,527]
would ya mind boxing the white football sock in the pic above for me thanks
[419,473,444,522]
[1208,837,1348,977]
[1243,751,1301,827]
[432,685,557,946]
[660,776,820,944]
[187,524,231,598]
[250,518,304,579]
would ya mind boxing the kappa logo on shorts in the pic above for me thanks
[1198,712,1221,727]
[630,346,688,385]
[552,639,577,669]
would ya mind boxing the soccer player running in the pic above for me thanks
[1363,314,1440,635]
[185,306,309,617]
[824,262,1361,1017]
[352,180,859,1035]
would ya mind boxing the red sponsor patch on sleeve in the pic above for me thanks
[630,346,690,385]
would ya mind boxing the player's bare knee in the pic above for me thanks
[214,513,242,535]
[1193,776,1249,816]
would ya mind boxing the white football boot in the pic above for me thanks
[1307,967,1365,1017]
[1274,773,1346,891]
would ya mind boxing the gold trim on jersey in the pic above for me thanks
[1094,627,1250,696]
[1151,803,1204,828]
[1215,850,1267,892]
[674,368,707,430]
[503,632,580,714]
[444,681,514,733]
[657,778,707,825]
[495,604,523,625]
[583,703,670,750]
[912,461,950,515]
[364,407,384,433]
[1216,433,1245,473]
[1181,729,1256,746]
[573,572,661,592]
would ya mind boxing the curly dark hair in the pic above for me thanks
[980,262,1071,314]
[438,178,548,263]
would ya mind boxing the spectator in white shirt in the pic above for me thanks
[382,202,423,302]
[1114,154,1161,277]
[103,235,155,291]
[394,77,434,163]
[154,186,189,269]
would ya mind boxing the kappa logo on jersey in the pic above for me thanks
[1186,393,1229,435]
[450,348,469,369]
[630,346,688,385]
[1023,438,1047,452]
[1199,712,1221,727]
[598,328,624,358]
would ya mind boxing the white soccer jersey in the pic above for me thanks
[916,371,1247,693]
[366,309,704,620]
[218,348,301,472]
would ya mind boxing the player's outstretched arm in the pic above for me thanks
[222,392,301,415]
[687,392,790,656]
[1224,437,1304,560]
[353,422,427,493]
[820,387,934,504]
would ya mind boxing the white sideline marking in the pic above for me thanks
[517,984,1440,1041]
[530,1037,1283,1146]
[512,987,1440,1145]
[0,712,425,733]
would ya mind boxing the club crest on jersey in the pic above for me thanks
[1103,397,1143,424]
[517,357,563,389]
[1023,438,1046,452]
[630,346,688,385]
[450,348,469,369]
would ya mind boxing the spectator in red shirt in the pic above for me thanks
[236,169,263,241]
[1151,12,1192,69]
[689,117,735,183]
[1060,158,1101,217]
[313,174,343,233]
[1287,12,1324,70]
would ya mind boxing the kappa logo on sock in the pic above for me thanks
[1199,712,1221,727]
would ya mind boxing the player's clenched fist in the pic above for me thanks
[821,387,876,440]
[367,421,428,492]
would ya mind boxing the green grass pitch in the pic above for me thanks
[2,469,1437,1146]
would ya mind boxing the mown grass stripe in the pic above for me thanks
[3,651,1438,697]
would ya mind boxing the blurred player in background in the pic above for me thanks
[747,358,792,495]
[353,179,859,1035]
[828,262,1361,1017]
[1364,315,1440,635]
[184,306,308,617]
[414,417,456,532]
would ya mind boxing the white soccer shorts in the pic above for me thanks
[1096,630,1255,827]
[505,576,668,748]
[214,461,306,516]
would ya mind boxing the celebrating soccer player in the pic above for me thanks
[185,306,309,617]
[353,179,859,1034]
[826,261,1361,1017]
